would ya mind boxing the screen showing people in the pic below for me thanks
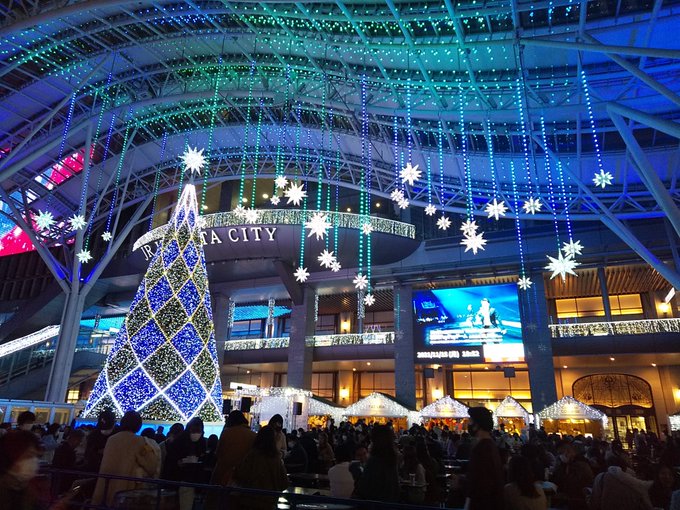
[412,283,524,363]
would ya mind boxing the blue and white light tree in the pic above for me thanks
[84,151,222,421]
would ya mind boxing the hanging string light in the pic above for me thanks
[516,77,542,215]
[202,57,222,212]
[237,61,257,208]
[104,109,134,238]
[556,155,582,257]
[249,98,265,208]
[510,162,531,290]
[148,132,168,232]
[580,70,613,189]
[484,121,507,221]
[87,110,116,241]
[272,65,291,204]
[356,74,368,302]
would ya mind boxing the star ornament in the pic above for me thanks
[400,162,422,186]
[517,276,533,291]
[436,215,451,231]
[305,212,331,240]
[364,293,376,307]
[361,222,373,235]
[233,205,246,217]
[424,204,437,216]
[330,260,342,272]
[270,195,281,205]
[35,210,55,231]
[460,219,478,237]
[68,214,86,231]
[284,182,307,206]
[593,169,614,188]
[353,273,369,291]
[275,175,289,189]
[181,147,206,175]
[390,189,405,202]
[522,197,542,215]
[562,239,584,257]
[485,198,508,220]
[244,208,260,224]
[545,252,579,281]
[397,197,409,210]
[318,249,336,268]
[461,231,487,255]
[101,231,112,242]
[76,250,92,263]
[294,266,310,283]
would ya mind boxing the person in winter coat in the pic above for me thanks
[590,455,654,510]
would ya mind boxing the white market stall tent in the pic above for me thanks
[342,392,417,429]
[419,396,469,431]
[669,411,680,432]
[238,386,312,431]
[493,396,532,433]
[308,396,345,428]
[536,396,607,437]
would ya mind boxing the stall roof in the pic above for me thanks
[537,396,606,421]
[342,392,414,418]
[420,396,469,419]
[309,396,345,417]
[494,396,531,420]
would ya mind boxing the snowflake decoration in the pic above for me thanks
[361,222,373,235]
[517,276,533,291]
[436,215,451,231]
[76,250,92,263]
[305,212,331,240]
[545,252,579,281]
[484,198,508,220]
[522,197,542,215]
[318,249,336,268]
[244,208,260,224]
[400,162,421,186]
[330,260,342,272]
[181,147,206,175]
[270,195,281,206]
[424,204,437,216]
[461,231,487,255]
[593,170,613,188]
[284,182,307,206]
[562,240,584,258]
[233,205,246,217]
[275,175,289,189]
[35,210,55,231]
[101,231,112,242]
[390,189,405,202]
[68,214,87,231]
[353,273,369,291]
[364,293,376,307]
[397,197,409,209]
[294,266,310,283]
[460,219,478,237]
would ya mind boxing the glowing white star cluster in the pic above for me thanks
[284,182,307,206]
[436,215,451,231]
[76,250,92,263]
[562,240,584,257]
[69,214,86,231]
[545,252,579,281]
[353,273,368,291]
[593,170,613,188]
[485,198,507,220]
[361,222,373,235]
[318,249,336,268]
[294,266,310,283]
[181,147,206,175]
[460,220,478,237]
[400,163,421,186]
[424,204,437,216]
[101,231,112,242]
[35,210,55,231]
[363,293,375,306]
[461,231,487,254]
[305,212,331,240]
[275,175,289,189]
[517,276,533,291]
[244,208,260,224]
[522,197,542,215]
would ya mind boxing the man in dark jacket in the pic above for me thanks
[82,410,116,474]
[464,407,504,510]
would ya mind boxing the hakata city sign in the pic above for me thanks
[137,226,278,261]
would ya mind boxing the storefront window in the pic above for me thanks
[359,372,395,398]
[555,294,643,320]
[452,369,531,410]
[311,373,335,399]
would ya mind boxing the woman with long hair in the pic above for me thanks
[504,455,548,510]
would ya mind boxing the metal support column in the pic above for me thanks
[598,267,612,322]
[393,285,416,409]
[287,286,315,390]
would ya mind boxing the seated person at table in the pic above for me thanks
[504,455,548,510]
[284,433,308,474]
[328,444,355,499]
[399,444,426,505]
[354,425,400,503]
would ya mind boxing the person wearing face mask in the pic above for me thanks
[164,417,207,510]
[83,409,116,474]
[92,411,161,507]
[0,430,42,510]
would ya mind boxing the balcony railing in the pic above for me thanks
[549,318,680,338]
[223,331,395,351]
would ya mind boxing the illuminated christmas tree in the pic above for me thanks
[84,180,222,422]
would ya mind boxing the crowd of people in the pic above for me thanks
[2,407,680,510]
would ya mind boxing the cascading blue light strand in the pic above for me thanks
[515,77,537,197]
[238,61,256,206]
[580,70,607,178]
[541,116,561,251]
[249,99,265,207]
[426,155,433,208]
[510,162,528,279]
[406,78,413,165]
[316,76,327,212]
[393,116,399,186]
[148,131,168,231]
[485,121,499,198]
[105,110,133,236]
[556,159,574,243]
[334,143,340,254]
[86,111,116,240]
[358,75,368,278]
[365,90,373,296]
[437,121,444,209]
[459,88,473,221]
[202,57,223,211]
[273,66,291,198]
[325,108,334,251]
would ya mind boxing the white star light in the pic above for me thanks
[593,170,613,188]
[294,266,310,283]
[181,147,206,175]
[461,231,487,255]
[353,273,369,291]
[284,182,307,206]
[460,219,478,237]
[364,293,376,307]
[400,162,422,186]
[545,252,579,281]
[522,197,542,215]
[76,250,92,263]
[436,215,451,230]
[330,260,342,272]
[305,212,331,240]
[361,222,373,235]
[244,208,260,224]
[69,214,86,231]
[233,205,246,217]
[397,197,410,209]
[35,210,55,231]
[270,195,281,205]
[485,198,508,220]
[318,249,336,268]
[390,189,405,202]
[424,204,437,216]
[517,276,533,291]
[101,231,112,242]
[562,240,584,257]
[275,175,289,189]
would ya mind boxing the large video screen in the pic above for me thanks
[412,283,524,363]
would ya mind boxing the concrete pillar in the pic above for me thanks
[212,293,230,368]
[597,267,612,322]
[519,274,558,413]
[287,287,315,389]
[394,285,416,409]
